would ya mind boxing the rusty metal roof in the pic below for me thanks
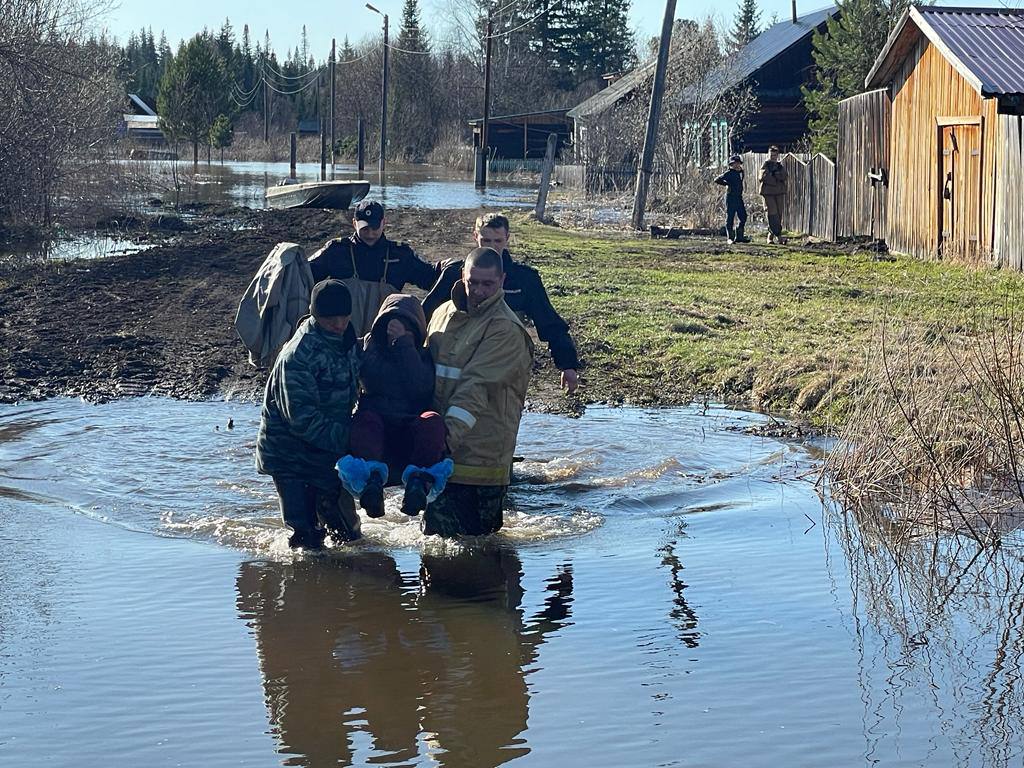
[867,6,1024,97]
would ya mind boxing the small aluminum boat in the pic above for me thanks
[265,179,371,210]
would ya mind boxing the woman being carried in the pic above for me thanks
[337,294,452,518]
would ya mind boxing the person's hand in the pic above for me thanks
[561,368,579,394]
[386,318,408,345]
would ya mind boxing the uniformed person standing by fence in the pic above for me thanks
[759,146,788,244]
[714,154,750,244]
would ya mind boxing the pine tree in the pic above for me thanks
[158,34,231,164]
[728,0,761,51]
[802,0,910,155]
[577,0,635,81]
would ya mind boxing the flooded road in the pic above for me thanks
[155,160,535,211]
[2,400,1024,766]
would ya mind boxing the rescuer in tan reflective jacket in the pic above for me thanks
[423,247,534,537]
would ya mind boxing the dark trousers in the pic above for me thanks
[272,476,359,544]
[726,195,747,240]
[423,482,507,537]
[349,409,447,474]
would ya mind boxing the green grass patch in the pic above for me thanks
[514,218,1024,425]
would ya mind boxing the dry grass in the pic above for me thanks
[824,313,1024,547]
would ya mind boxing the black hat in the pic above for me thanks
[354,200,384,228]
[310,279,352,318]
[729,154,743,164]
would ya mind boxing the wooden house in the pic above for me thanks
[567,5,836,164]
[864,6,1024,265]
[467,110,572,160]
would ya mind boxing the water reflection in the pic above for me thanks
[826,502,1024,765]
[236,546,573,768]
[658,521,700,649]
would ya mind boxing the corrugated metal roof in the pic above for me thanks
[128,93,157,116]
[568,6,835,120]
[918,6,1024,97]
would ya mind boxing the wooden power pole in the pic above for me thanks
[263,79,269,143]
[330,39,336,172]
[379,13,390,184]
[476,17,493,188]
[631,0,677,230]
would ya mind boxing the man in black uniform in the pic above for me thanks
[308,200,441,336]
[421,213,581,393]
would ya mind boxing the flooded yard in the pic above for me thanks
[2,399,1022,766]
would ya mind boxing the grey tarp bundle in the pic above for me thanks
[235,242,315,367]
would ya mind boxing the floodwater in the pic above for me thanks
[2,399,1024,766]
[153,160,536,210]
[2,162,535,263]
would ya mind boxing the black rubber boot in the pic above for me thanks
[401,472,432,517]
[359,472,386,518]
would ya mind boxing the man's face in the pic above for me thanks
[463,264,503,310]
[317,315,350,336]
[475,225,509,254]
[355,218,385,246]
[769,150,780,162]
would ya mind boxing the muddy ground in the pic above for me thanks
[0,205,574,411]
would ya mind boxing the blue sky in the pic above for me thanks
[101,0,836,58]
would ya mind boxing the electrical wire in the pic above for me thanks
[484,0,564,38]
[336,50,374,64]
[263,60,324,81]
[385,42,432,55]
[263,74,322,96]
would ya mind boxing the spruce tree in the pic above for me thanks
[802,0,910,155]
[390,0,435,158]
[158,34,231,164]
[728,0,761,51]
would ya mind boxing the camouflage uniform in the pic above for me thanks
[256,317,361,544]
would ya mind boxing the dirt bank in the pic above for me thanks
[0,206,575,410]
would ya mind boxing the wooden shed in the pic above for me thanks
[864,6,1024,265]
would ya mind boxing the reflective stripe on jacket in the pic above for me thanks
[428,285,534,486]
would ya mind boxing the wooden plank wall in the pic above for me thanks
[809,154,837,241]
[995,115,1024,270]
[836,89,890,239]
[781,154,811,235]
[886,37,999,263]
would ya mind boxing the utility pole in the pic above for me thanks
[315,72,321,124]
[330,38,336,172]
[357,116,365,174]
[475,17,493,188]
[263,78,269,143]
[380,14,389,183]
[631,0,676,230]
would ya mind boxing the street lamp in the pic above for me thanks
[366,3,389,184]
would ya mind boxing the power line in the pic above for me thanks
[485,0,565,38]
[385,42,432,55]
[262,60,324,81]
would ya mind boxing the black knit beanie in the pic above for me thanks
[310,279,352,318]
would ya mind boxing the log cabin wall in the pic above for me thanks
[886,37,1000,263]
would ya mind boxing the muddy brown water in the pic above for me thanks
[2,399,1023,766]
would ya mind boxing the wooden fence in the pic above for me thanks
[836,89,890,240]
[742,152,835,240]
[995,114,1024,270]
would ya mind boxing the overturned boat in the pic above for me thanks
[265,179,371,210]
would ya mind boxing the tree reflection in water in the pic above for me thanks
[825,500,1024,765]
[236,546,573,768]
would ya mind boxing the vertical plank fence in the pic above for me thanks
[836,89,891,240]
[995,114,1024,270]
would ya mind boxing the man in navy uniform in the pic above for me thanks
[421,212,580,393]
[309,200,441,336]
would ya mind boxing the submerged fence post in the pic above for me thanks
[535,133,559,221]
[357,118,365,176]
[320,120,327,181]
